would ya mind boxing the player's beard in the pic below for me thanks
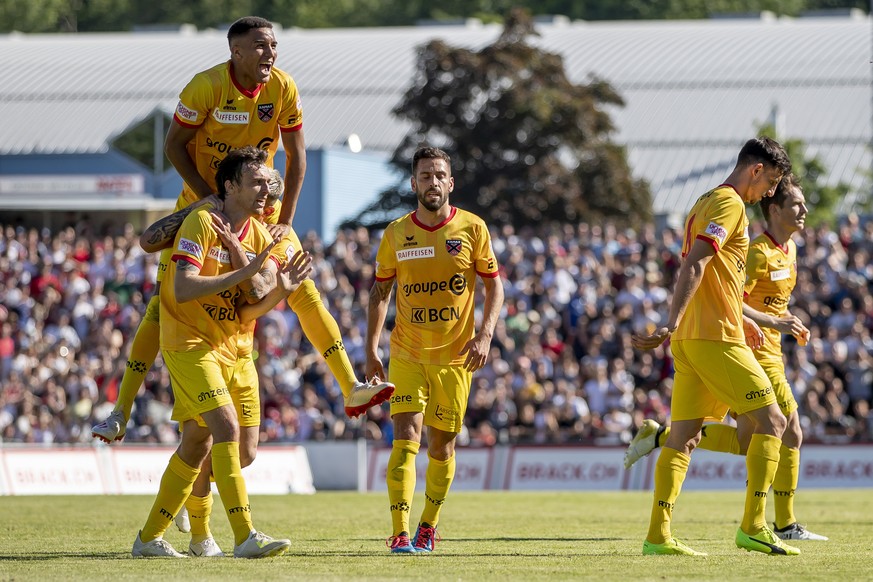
[417,188,448,212]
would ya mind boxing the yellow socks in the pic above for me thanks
[647,447,690,544]
[773,445,799,529]
[741,433,781,533]
[114,295,161,420]
[187,493,214,544]
[211,441,253,545]
[419,453,456,527]
[697,424,741,455]
[288,280,357,395]
[141,453,199,542]
[387,439,419,536]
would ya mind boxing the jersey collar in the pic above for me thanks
[412,206,457,231]
[716,183,740,199]
[763,230,789,254]
[228,62,262,99]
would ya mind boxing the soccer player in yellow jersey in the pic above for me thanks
[366,147,505,553]
[132,147,302,558]
[625,174,827,542]
[631,137,799,556]
[93,16,391,445]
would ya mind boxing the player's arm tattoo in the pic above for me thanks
[370,279,394,305]
[245,266,276,301]
[176,258,199,272]
[144,205,198,249]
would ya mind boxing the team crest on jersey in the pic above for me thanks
[445,239,462,256]
[257,103,274,122]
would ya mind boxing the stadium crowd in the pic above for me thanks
[1,215,871,447]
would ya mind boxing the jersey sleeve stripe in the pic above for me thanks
[171,254,203,270]
[695,234,719,253]
[375,274,395,282]
[477,270,499,278]
[280,123,303,133]
[173,115,202,129]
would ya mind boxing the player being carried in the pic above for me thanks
[93,15,392,448]
[132,146,311,558]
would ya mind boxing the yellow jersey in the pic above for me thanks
[172,61,303,208]
[375,206,500,365]
[160,208,283,365]
[744,232,798,363]
[674,184,749,344]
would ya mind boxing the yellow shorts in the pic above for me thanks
[670,339,777,422]
[758,358,798,417]
[387,358,472,433]
[164,350,260,428]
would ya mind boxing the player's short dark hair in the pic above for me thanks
[760,173,800,221]
[227,16,273,43]
[736,137,792,175]
[215,146,268,198]
[412,147,452,174]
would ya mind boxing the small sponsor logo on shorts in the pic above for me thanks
[745,385,773,400]
[390,394,413,404]
[241,403,252,419]
[197,387,229,403]
[434,403,458,422]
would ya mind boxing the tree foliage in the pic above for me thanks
[756,124,851,229]
[0,0,866,32]
[350,9,650,230]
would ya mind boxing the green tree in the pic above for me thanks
[350,8,650,230]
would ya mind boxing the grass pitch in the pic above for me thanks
[0,490,870,581]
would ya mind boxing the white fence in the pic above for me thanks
[0,443,869,495]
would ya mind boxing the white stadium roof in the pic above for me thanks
[1,13,870,215]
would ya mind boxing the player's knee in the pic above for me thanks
[686,431,702,452]
[240,444,257,468]
[768,411,787,436]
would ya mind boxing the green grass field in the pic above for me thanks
[0,490,870,581]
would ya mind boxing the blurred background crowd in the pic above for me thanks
[1,215,871,447]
